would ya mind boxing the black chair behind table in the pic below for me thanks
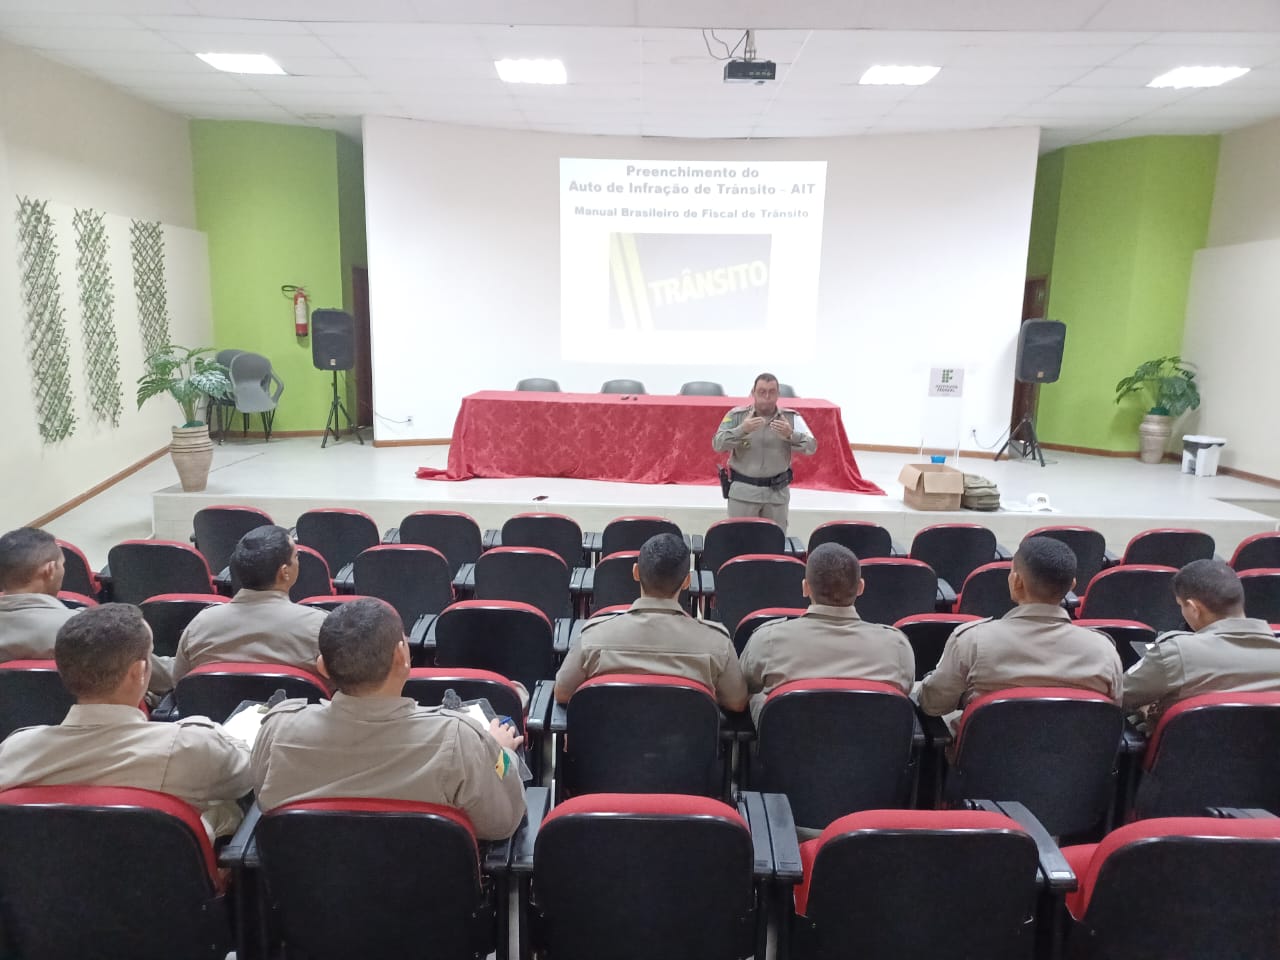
[57,538,101,599]
[679,381,725,396]
[1240,568,1280,622]
[807,520,896,559]
[947,687,1124,839]
[432,600,557,697]
[1061,817,1280,960]
[473,547,573,623]
[0,785,232,959]
[599,515,682,557]
[1231,531,1280,572]
[396,510,483,578]
[1133,692,1280,819]
[1027,524,1113,590]
[749,679,918,831]
[711,554,806,638]
[524,793,768,960]
[701,517,786,574]
[256,799,501,960]
[1121,527,1216,566]
[105,540,217,605]
[733,607,806,657]
[584,550,641,615]
[1076,565,1184,632]
[1073,618,1157,671]
[954,562,1015,618]
[516,378,561,392]
[908,523,1000,599]
[140,593,228,658]
[294,508,380,586]
[173,662,329,723]
[790,809,1048,960]
[600,379,646,394]
[352,544,454,634]
[500,512,585,569]
[0,660,75,741]
[191,504,274,578]
[857,558,939,626]
[894,614,982,679]
[560,674,724,799]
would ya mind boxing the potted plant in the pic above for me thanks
[1114,355,1201,464]
[136,345,233,491]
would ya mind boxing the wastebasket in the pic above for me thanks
[1181,435,1227,477]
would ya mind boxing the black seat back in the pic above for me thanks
[1079,566,1183,632]
[0,662,74,741]
[701,518,785,574]
[600,516,682,556]
[955,562,1015,618]
[473,548,571,621]
[139,594,226,658]
[857,559,938,625]
[713,555,806,637]
[398,511,482,576]
[807,520,894,559]
[1028,525,1109,588]
[893,614,981,679]
[501,513,584,569]
[295,509,379,575]
[1240,570,1280,622]
[433,601,557,694]
[174,664,328,723]
[1232,532,1280,572]
[191,505,273,576]
[909,524,996,592]
[589,552,641,613]
[1123,527,1215,566]
[106,540,214,605]
[353,545,453,630]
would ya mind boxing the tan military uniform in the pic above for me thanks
[915,603,1123,730]
[712,405,817,531]
[0,703,251,838]
[1122,617,1280,724]
[0,593,77,661]
[739,604,916,724]
[554,597,748,709]
[250,692,526,840]
[167,588,328,685]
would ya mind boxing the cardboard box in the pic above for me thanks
[898,463,965,511]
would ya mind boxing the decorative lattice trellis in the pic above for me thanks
[73,208,123,427]
[16,197,77,443]
[130,219,171,357]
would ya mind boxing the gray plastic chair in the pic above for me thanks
[516,378,561,392]
[601,379,646,394]
[207,349,244,443]
[778,383,797,398]
[229,352,284,442]
[679,381,725,396]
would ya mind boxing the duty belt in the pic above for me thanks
[730,468,793,489]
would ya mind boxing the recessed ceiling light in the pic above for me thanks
[1148,66,1249,89]
[495,58,567,85]
[859,65,940,86]
[196,52,286,76]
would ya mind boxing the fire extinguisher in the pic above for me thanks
[283,284,309,337]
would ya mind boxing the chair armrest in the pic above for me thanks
[1062,590,1080,612]
[689,569,714,598]
[1102,549,1120,567]
[916,707,953,749]
[759,792,804,884]
[553,618,575,655]
[452,563,475,594]
[151,691,179,722]
[382,526,401,543]
[994,543,1013,561]
[219,802,263,869]
[720,708,756,742]
[1209,807,1280,819]
[738,791,778,880]
[411,614,438,655]
[890,540,907,557]
[569,567,593,597]
[526,680,555,734]
[685,533,704,560]
[1120,721,1147,757]
[784,537,805,558]
[482,834,514,875]
[333,563,355,593]
[935,579,957,610]
[510,786,552,874]
[583,531,603,559]
[213,566,234,595]
[549,699,568,734]
[481,529,501,550]
[990,800,1076,893]
[910,708,926,751]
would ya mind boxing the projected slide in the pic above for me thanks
[561,159,827,364]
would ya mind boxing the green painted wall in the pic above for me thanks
[1032,136,1219,451]
[191,121,365,432]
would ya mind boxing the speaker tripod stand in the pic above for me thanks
[322,370,364,449]
[995,415,1045,467]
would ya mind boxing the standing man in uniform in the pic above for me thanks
[739,543,915,724]
[554,533,748,711]
[1124,559,1280,728]
[712,373,816,533]
[251,598,526,840]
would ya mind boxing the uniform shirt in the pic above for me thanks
[1122,617,1280,723]
[554,597,749,709]
[712,405,817,504]
[739,604,915,724]
[0,592,77,661]
[916,603,1123,728]
[0,703,252,838]
[169,588,328,683]
[250,692,526,840]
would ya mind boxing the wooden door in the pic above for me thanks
[352,267,373,427]
[1010,276,1049,432]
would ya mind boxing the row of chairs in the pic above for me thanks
[516,377,799,397]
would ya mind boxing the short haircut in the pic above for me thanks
[0,527,60,591]
[1173,559,1244,615]
[805,543,861,606]
[230,525,294,590]
[55,603,151,699]
[637,533,690,597]
[318,598,404,692]
[753,373,779,391]
[1014,536,1077,600]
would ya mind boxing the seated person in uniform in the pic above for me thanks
[0,604,252,838]
[164,525,328,686]
[251,598,526,840]
[915,536,1122,731]
[739,543,915,723]
[0,527,76,661]
[1124,559,1280,727]
[554,533,748,711]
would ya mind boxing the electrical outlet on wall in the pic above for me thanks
[406,415,414,426]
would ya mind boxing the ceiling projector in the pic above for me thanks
[724,59,777,83]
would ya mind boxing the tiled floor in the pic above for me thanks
[44,436,1280,568]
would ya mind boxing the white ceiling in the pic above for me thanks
[3,0,1280,149]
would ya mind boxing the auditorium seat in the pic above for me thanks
[291,544,335,600]
[515,377,560,391]
[1072,618,1157,670]
[1060,816,1280,959]
[1026,524,1115,589]
[387,509,483,581]
[56,590,97,609]
[104,539,217,605]
[1133,691,1280,819]
[0,660,75,741]
[600,378,646,394]
[173,662,330,723]
[1121,527,1216,567]
[1239,568,1280,622]
[732,606,806,656]
[140,593,229,658]
[430,600,557,697]
[191,504,273,580]
[493,512,586,569]
[1230,530,1280,572]
[710,554,806,638]
[908,523,1005,607]
[591,514,683,559]
[471,548,574,642]
[953,561,1015,618]
[0,785,233,960]
[679,380,725,396]
[806,519,899,559]
[56,538,101,599]
[1076,565,1184,632]
[572,549,640,615]
[857,558,939,626]
[893,613,981,679]
[352,544,454,635]
[294,507,380,588]
[747,679,920,831]
[699,517,787,574]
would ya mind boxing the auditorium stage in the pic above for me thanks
[137,437,1280,562]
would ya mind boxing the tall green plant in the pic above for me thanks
[1114,355,1201,417]
[136,345,232,427]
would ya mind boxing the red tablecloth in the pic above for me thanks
[417,391,883,494]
